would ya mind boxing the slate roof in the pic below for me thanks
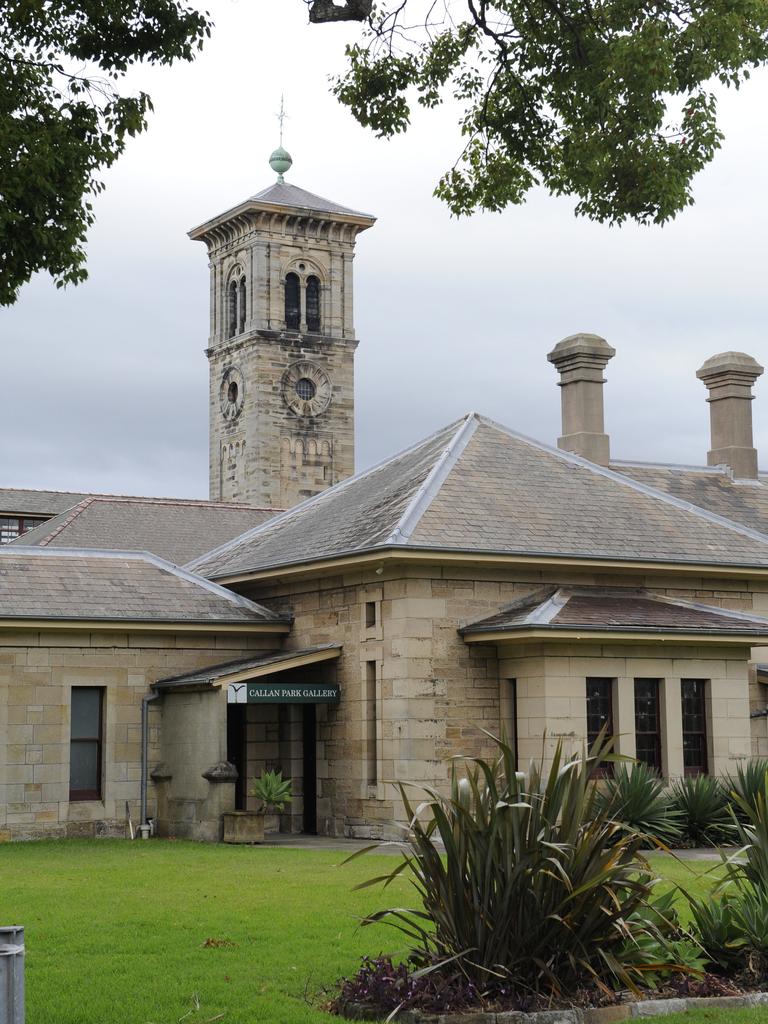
[0,548,288,625]
[189,413,768,581]
[189,180,375,242]
[613,461,768,535]
[0,487,95,517]
[461,586,768,636]
[12,496,279,566]
[154,643,342,690]
[250,181,374,219]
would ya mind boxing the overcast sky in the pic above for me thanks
[2,1,767,499]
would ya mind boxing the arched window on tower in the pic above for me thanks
[238,277,246,334]
[306,276,321,333]
[228,280,238,338]
[285,272,300,330]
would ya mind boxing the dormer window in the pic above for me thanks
[285,272,301,330]
[306,276,321,333]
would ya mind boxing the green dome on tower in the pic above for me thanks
[269,146,293,181]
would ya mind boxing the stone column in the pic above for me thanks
[547,333,616,466]
[696,351,764,480]
[660,679,684,781]
[613,677,636,761]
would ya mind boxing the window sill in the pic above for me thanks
[67,800,107,822]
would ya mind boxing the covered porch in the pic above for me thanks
[150,644,342,841]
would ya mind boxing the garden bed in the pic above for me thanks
[331,740,768,1024]
[333,963,768,1022]
[338,990,768,1023]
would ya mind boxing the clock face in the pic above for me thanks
[281,361,332,418]
[220,365,245,422]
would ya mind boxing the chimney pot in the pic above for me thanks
[547,332,615,465]
[696,351,763,480]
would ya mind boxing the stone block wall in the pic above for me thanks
[204,205,366,509]
[208,330,356,508]
[0,629,276,841]
[248,563,768,838]
[498,642,752,777]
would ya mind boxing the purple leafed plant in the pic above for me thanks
[332,955,485,1014]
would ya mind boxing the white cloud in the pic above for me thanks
[2,1,767,496]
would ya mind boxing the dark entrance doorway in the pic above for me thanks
[302,704,317,834]
[224,660,340,834]
[226,703,247,810]
[226,699,320,832]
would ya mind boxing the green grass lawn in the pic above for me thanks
[0,839,403,1024]
[0,841,764,1024]
[660,1014,768,1024]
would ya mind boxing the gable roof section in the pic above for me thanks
[612,461,768,535]
[12,496,279,566]
[0,547,289,627]
[461,586,768,638]
[190,413,768,581]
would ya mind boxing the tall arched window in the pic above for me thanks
[306,276,321,333]
[228,280,238,338]
[238,277,246,334]
[285,273,300,330]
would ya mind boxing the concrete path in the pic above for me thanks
[660,847,734,861]
[261,833,403,854]
[261,834,737,860]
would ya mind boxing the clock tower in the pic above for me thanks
[189,147,375,509]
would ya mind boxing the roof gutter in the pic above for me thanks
[205,545,768,587]
[0,618,290,633]
[460,626,768,645]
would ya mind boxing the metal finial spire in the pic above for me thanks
[269,94,293,183]
[277,94,287,146]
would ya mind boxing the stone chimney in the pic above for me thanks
[547,333,616,466]
[696,351,764,480]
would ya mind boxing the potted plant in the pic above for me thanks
[252,768,293,835]
[222,769,292,844]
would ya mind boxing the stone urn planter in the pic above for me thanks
[222,770,292,844]
[222,810,265,844]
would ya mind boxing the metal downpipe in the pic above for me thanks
[140,692,161,828]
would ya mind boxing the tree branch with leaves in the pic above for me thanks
[0,0,212,305]
[307,0,373,22]
[306,0,768,226]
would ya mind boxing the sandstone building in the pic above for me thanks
[2,151,768,841]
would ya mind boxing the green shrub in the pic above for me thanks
[724,759,768,822]
[598,762,684,847]
[686,893,746,970]
[250,769,292,812]
[684,774,768,972]
[723,769,768,893]
[619,887,706,983]
[353,736,690,996]
[730,886,768,956]
[670,775,734,847]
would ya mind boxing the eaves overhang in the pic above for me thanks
[460,625,768,645]
[153,643,342,691]
[205,544,768,587]
[0,617,291,634]
[188,199,375,246]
